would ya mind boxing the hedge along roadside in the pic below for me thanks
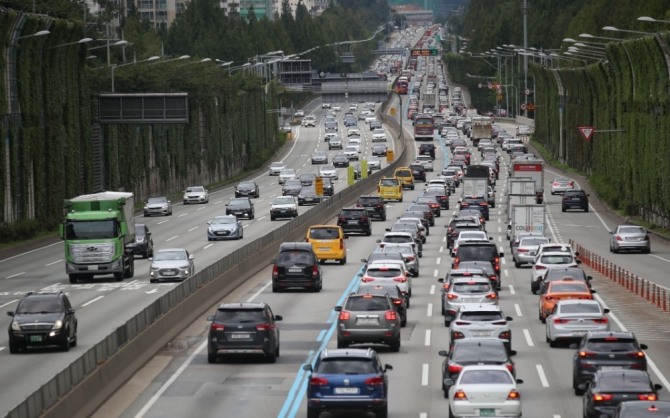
[17,93,410,418]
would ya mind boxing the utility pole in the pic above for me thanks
[522,0,529,118]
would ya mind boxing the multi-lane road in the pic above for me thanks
[88,114,670,417]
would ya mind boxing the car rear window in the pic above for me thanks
[549,283,588,293]
[460,370,512,385]
[452,344,508,363]
[345,296,390,311]
[619,226,645,234]
[452,281,492,293]
[559,303,600,314]
[317,358,376,374]
[598,375,651,392]
[545,268,585,280]
[460,311,503,321]
[366,267,403,278]
[215,308,266,322]
[586,338,637,352]
[540,255,574,264]
[396,169,412,177]
[309,228,340,240]
[457,246,498,260]
[384,235,412,243]
[380,179,399,187]
[276,251,315,266]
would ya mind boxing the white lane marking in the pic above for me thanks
[145,289,158,295]
[256,216,266,221]
[514,303,522,317]
[500,258,506,265]
[187,226,198,232]
[439,245,444,253]
[157,220,169,225]
[425,329,431,346]
[203,244,213,250]
[214,200,223,205]
[196,206,206,211]
[420,414,428,418]
[509,284,515,295]
[429,284,436,295]
[436,257,441,265]
[442,236,446,242]
[433,269,438,278]
[46,259,62,266]
[82,296,105,307]
[536,364,550,387]
[504,269,509,277]
[523,329,534,347]
[553,415,561,418]
[0,299,18,308]
[649,254,670,263]
[0,241,61,263]
[178,213,188,218]
[421,364,429,386]
[6,272,25,279]
[166,236,178,242]
[247,280,272,302]
[426,303,433,317]
[595,293,670,390]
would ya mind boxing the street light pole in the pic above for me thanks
[521,0,529,117]
[111,56,160,92]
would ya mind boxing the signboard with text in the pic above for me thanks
[410,49,439,56]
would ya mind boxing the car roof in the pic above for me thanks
[217,302,267,310]
[585,330,636,339]
[278,242,313,251]
[452,276,491,284]
[319,348,376,360]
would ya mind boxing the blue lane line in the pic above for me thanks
[316,329,326,342]
[277,265,365,418]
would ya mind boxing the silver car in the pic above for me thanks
[450,304,514,352]
[143,196,172,216]
[545,299,610,347]
[609,225,651,253]
[278,168,297,184]
[269,161,286,176]
[361,261,412,300]
[374,242,420,277]
[182,186,208,204]
[318,164,338,180]
[206,215,243,241]
[149,248,195,283]
[443,276,498,326]
[334,293,401,352]
[550,177,575,194]
[513,235,551,267]
[311,151,328,164]
[367,156,382,170]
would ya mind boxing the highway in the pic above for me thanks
[90,109,670,418]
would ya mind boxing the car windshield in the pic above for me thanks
[147,197,167,204]
[374,129,385,135]
[460,311,504,321]
[274,197,295,205]
[215,308,266,322]
[228,199,248,207]
[460,370,513,385]
[154,250,187,261]
[276,251,314,266]
[309,228,340,239]
[345,296,389,311]
[271,162,284,168]
[16,298,63,314]
[453,345,508,362]
[186,187,204,193]
[135,226,147,236]
[457,246,497,260]
[212,217,236,225]
[366,268,403,278]
[619,226,645,234]
[238,182,254,188]
[586,338,637,352]
[540,255,574,264]
[452,281,491,293]
[597,375,651,391]
[317,358,376,374]
[559,303,600,314]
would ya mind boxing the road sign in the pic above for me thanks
[527,102,535,111]
[578,126,595,142]
[314,176,324,196]
[410,49,439,56]
[386,150,394,163]
[525,88,531,96]
[520,103,526,110]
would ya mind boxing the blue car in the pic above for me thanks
[303,348,393,418]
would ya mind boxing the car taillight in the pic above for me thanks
[628,351,646,358]
[506,363,514,373]
[507,389,520,400]
[644,235,650,241]
[210,323,224,332]
[393,276,407,283]
[615,235,624,241]
[405,256,415,262]
[485,293,498,300]
[454,389,467,400]
[579,351,597,358]
[638,393,657,401]
[339,311,351,320]
[361,216,369,222]
[499,331,511,340]
[454,321,469,326]
[447,293,458,300]
[453,257,460,265]
[312,265,319,277]
[310,377,329,386]
[442,283,450,290]
[256,323,272,331]
[552,182,558,186]
[517,248,528,253]
[448,363,463,373]
[492,320,507,325]
[365,376,385,386]
[593,393,613,402]
[339,239,344,249]
[338,216,346,223]
[451,331,464,340]
[272,264,279,279]
[592,318,608,324]
[385,310,398,321]
[553,318,571,324]
[535,265,547,271]
[393,299,402,305]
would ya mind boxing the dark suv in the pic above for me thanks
[562,189,589,212]
[409,163,427,182]
[453,241,504,277]
[337,207,372,235]
[419,143,436,158]
[335,293,401,351]
[206,302,282,363]
[271,243,322,292]
[303,348,393,418]
[128,223,154,259]
[355,195,387,221]
[573,331,648,395]
[7,291,78,353]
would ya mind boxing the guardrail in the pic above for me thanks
[570,239,670,313]
[8,93,409,418]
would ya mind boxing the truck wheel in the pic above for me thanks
[124,257,135,279]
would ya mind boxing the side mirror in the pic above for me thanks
[438,350,449,357]
[189,255,194,260]
[438,278,445,283]
[274,315,283,321]
[506,316,514,321]
[384,364,393,372]
[509,349,518,356]
[207,315,214,321]
[443,378,455,387]
[361,258,367,263]
[206,221,211,225]
[654,383,663,391]
[376,239,381,243]
[603,308,610,314]
[302,364,313,372]
[576,260,582,264]
[516,378,524,384]
[640,344,648,350]
[7,311,14,317]
[577,383,586,391]
[499,251,504,257]
[334,306,342,312]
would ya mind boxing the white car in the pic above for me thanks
[364,115,377,124]
[278,168,297,184]
[372,128,387,142]
[446,365,523,418]
[347,127,360,137]
[451,231,490,257]
[318,164,338,180]
[321,103,331,109]
[302,115,316,127]
[449,305,514,351]
[269,195,298,221]
[545,299,610,347]
[362,261,413,299]
[324,132,338,141]
[415,155,434,171]
[367,156,382,170]
[344,146,359,160]
[332,104,341,112]
[294,110,304,118]
[530,251,580,290]
[268,161,286,176]
[358,110,373,120]
[183,186,209,204]
[348,103,358,111]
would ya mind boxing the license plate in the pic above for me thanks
[334,387,360,395]
[348,221,358,225]
[288,267,303,273]
[319,247,331,252]
[571,331,586,336]
[230,333,250,339]
[357,318,379,325]
[472,331,491,337]
[162,271,176,276]
[30,335,43,342]
[88,265,99,271]
[480,409,495,417]
[600,366,623,371]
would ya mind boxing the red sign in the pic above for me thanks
[513,164,543,172]
[579,126,594,142]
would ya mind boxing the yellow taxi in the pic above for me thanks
[378,177,403,202]
[394,166,415,190]
[539,278,593,322]
[305,225,347,264]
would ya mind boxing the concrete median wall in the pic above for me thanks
[8,94,409,418]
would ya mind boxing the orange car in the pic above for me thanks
[539,278,593,322]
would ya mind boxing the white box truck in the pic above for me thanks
[507,204,547,242]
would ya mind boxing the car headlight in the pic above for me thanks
[136,237,144,243]
[144,206,149,210]
[11,321,20,331]
[52,320,63,330]
[150,265,159,271]
[208,227,214,233]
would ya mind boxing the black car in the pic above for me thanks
[563,189,590,212]
[460,196,490,220]
[415,195,441,217]
[535,266,593,295]
[7,291,78,353]
[356,283,408,327]
[423,187,449,210]
[371,144,388,157]
[225,197,255,219]
[322,177,334,197]
[299,173,317,187]
[271,242,322,292]
[400,211,431,235]
[282,179,303,196]
[356,195,387,221]
[206,302,282,363]
[439,338,516,398]
[573,331,648,395]
[446,217,484,248]
[419,143,436,158]
[613,400,670,417]
[298,186,322,205]
[234,180,260,198]
[337,207,372,236]
[409,164,427,182]
[453,241,503,277]
[128,223,154,259]
[457,260,500,290]
[407,203,435,226]
[582,370,662,418]
[332,154,350,167]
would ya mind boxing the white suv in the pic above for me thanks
[302,115,317,127]
[449,305,514,352]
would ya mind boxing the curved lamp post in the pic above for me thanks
[111,55,160,92]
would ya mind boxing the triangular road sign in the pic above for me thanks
[578,126,594,142]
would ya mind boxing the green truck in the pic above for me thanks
[59,191,136,284]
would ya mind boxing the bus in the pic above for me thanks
[413,114,435,141]
[395,78,408,95]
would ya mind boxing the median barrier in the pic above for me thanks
[10,94,411,418]
[569,239,670,314]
